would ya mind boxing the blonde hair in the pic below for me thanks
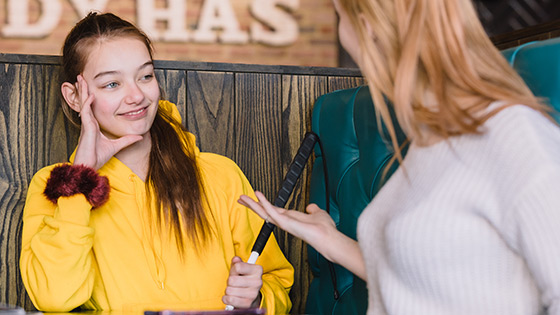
[339,0,548,159]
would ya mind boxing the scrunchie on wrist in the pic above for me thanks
[43,164,110,208]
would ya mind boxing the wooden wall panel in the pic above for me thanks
[234,73,283,199]
[1,63,44,310]
[278,74,328,312]
[491,19,560,49]
[43,65,80,162]
[155,69,187,122]
[0,63,44,311]
[328,76,366,93]
[186,71,235,158]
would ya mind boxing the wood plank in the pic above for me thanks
[491,19,560,47]
[155,69,187,123]
[186,71,235,158]
[1,54,363,77]
[279,74,328,313]
[0,63,45,310]
[234,73,283,198]
[43,65,80,163]
[328,76,366,93]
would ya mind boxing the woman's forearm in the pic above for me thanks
[322,231,367,281]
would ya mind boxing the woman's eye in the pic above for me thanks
[142,74,154,81]
[104,82,118,89]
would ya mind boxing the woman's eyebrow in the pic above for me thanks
[94,61,154,79]
[94,70,119,80]
[140,61,154,69]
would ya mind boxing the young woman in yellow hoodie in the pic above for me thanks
[20,12,293,314]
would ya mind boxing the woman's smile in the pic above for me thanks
[119,106,150,119]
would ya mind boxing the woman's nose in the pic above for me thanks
[124,82,145,104]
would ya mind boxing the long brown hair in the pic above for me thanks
[60,12,211,253]
[338,0,549,159]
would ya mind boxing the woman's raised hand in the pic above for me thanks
[238,191,338,262]
[72,75,143,170]
[238,191,367,279]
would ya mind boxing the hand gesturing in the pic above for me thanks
[238,191,338,261]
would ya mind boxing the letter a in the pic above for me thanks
[192,0,249,44]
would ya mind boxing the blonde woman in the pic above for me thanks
[239,0,560,314]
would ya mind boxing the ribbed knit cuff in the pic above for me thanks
[43,164,110,208]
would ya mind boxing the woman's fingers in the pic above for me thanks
[237,193,270,221]
[239,192,315,243]
[306,203,322,214]
[77,75,90,109]
[76,75,96,127]
[110,135,144,153]
[222,256,263,308]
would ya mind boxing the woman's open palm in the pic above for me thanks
[238,191,339,262]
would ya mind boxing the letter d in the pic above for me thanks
[2,0,62,38]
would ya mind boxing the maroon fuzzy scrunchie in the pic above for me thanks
[43,164,110,208]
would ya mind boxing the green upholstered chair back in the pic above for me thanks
[502,37,560,121]
[306,36,560,315]
[306,85,406,314]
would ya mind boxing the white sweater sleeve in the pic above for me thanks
[511,165,560,314]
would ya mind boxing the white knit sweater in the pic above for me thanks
[358,104,560,315]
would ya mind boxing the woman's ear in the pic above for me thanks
[61,82,81,113]
[359,13,376,41]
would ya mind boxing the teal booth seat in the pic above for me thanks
[306,86,407,315]
[306,36,560,315]
[502,37,560,122]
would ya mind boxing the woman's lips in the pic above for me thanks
[120,106,148,118]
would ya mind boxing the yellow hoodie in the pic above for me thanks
[20,101,293,314]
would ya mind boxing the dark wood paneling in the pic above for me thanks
[473,0,560,37]
[278,75,328,312]
[234,72,283,199]
[2,63,81,311]
[328,76,366,93]
[186,71,235,158]
[491,19,560,50]
[1,63,48,311]
[155,69,187,122]
[43,65,80,162]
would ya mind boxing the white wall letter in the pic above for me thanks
[2,0,62,38]
[137,0,190,41]
[192,0,249,44]
[250,0,299,46]
[68,0,110,17]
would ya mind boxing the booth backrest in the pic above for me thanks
[502,36,560,121]
[306,86,406,315]
[306,36,560,314]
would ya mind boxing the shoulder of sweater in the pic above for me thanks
[484,105,560,158]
